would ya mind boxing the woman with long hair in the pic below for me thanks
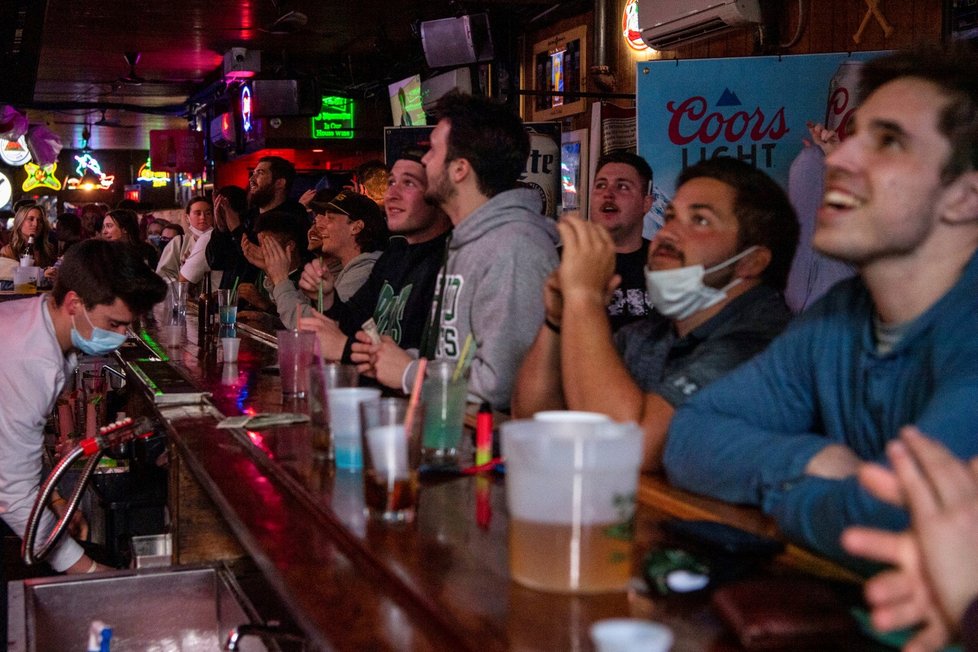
[101,208,159,268]
[0,204,57,268]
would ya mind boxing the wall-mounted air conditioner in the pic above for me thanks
[639,0,762,51]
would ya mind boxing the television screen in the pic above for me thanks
[389,75,426,127]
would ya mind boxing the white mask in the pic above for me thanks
[188,224,210,239]
[644,246,758,320]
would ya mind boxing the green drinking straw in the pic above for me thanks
[317,256,324,312]
[229,276,240,304]
[453,333,475,382]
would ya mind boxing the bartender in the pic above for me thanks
[0,239,166,581]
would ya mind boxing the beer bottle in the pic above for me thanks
[20,236,35,267]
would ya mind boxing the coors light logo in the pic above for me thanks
[666,88,788,170]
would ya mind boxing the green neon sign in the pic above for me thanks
[311,96,355,139]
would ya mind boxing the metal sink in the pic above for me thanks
[8,565,266,651]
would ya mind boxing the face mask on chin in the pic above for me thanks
[188,224,210,239]
[70,305,127,356]
[644,246,758,320]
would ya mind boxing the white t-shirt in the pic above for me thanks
[0,295,83,571]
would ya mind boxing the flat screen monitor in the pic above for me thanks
[389,75,426,127]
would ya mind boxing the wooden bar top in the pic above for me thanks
[123,313,873,651]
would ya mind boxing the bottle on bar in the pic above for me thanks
[20,236,35,267]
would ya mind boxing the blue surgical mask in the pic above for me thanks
[148,234,162,248]
[71,306,127,355]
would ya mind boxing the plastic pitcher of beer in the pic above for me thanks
[502,418,643,593]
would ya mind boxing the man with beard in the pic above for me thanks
[513,157,797,471]
[351,93,559,411]
[663,46,978,568]
[291,148,452,361]
[206,156,308,289]
[590,150,655,332]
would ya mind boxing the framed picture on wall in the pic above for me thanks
[530,25,587,121]
[560,128,588,218]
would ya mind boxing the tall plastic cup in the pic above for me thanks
[502,419,643,593]
[328,387,381,469]
[277,330,316,398]
[309,361,360,458]
[420,359,470,467]
[360,397,424,523]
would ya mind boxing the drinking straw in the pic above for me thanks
[475,402,492,466]
[317,256,324,313]
[453,333,474,382]
[403,357,427,440]
[229,276,240,303]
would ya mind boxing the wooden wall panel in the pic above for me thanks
[523,0,945,111]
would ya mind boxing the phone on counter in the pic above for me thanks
[662,519,785,558]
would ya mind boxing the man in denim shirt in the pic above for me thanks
[664,46,978,566]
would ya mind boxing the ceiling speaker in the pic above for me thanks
[421,14,494,69]
[251,79,320,117]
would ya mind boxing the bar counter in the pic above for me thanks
[121,313,872,651]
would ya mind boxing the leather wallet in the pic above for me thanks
[711,577,859,650]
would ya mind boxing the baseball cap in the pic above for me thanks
[310,190,382,223]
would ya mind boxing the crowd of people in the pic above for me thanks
[2,44,978,651]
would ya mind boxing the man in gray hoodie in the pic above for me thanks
[352,92,559,411]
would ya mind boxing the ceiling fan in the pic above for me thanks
[220,0,337,37]
[92,109,135,129]
[54,109,135,131]
[114,52,197,87]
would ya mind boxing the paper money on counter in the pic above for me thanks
[217,413,311,429]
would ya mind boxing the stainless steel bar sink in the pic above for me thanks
[8,565,266,651]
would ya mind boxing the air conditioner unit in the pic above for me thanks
[639,0,762,51]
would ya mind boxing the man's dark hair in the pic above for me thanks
[106,208,141,244]
[859,44,978,184]
[594,150,653,192]
[216,185,248,215]
[430,92,529,198]
[352,203,389,254]
[677,158,799,292]
[393,146,428,167]
[52,239,167,313]
[259,155,296,192]
[56,213,82,243]
[255,210,310,258]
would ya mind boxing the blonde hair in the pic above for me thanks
[9,205,56,266]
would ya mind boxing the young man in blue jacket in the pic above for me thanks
[664,46,978,567]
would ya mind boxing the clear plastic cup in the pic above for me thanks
[276,330,316,398]
[420,359,470,467]
[502,419,643,593]
[360,397,424,523]
[328,387,381,469]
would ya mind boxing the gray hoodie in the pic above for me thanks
[405,187,559,410]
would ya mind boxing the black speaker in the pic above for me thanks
[251,79,321,117]
[420,14,494,69]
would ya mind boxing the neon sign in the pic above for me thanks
[0,136,31,166]
[137,157,171,187]
[66,153,114,191]
[311,96,355,139]
[622,0,650,52]
[0,172,11,208]
[23,162,62,192]
[240,85,253,134]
